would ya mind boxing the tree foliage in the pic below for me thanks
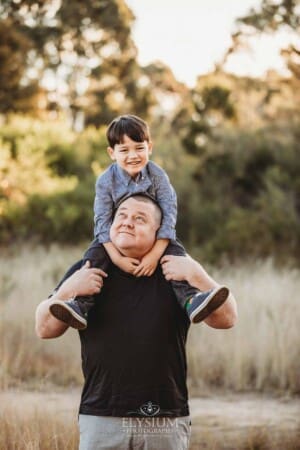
[234,0,300,79]
[0,0,154,124]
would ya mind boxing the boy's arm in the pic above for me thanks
[94,174,114,244]
[149,162,177,242]
[132,164,177,277]
[133,238,169,277]
[103,241,140,274]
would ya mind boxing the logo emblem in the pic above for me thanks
[139,401,160,416]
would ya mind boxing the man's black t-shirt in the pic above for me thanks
[58,262,190,417]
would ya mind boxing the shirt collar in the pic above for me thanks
[115,164,148,186]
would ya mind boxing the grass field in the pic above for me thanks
[0,244,300,449]
[1,244,299,393]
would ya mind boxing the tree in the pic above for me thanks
[0,0,153,125]
[231,0,300,79]
[0,18,40,113]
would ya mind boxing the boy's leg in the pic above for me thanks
[49,240,111,330]
[166,240,229,323]
[165,240,199,306]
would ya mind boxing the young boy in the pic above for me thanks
[50,115,229,329]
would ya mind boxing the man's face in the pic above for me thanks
[107,134,152,179]
[110,197,159,259]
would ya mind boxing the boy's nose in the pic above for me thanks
[127,149,138,158]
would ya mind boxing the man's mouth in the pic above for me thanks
[119,231,135,236]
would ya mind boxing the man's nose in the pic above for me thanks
[121,217,134,227]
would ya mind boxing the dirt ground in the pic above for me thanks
[189,393,300,448]
[1,389,299,449]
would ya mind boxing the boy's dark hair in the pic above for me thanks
[106,115,150,148]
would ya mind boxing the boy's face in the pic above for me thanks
[107,134,152,179]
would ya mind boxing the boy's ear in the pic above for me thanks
[148,141,153,155]
[107,147,115,160]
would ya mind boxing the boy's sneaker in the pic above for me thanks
[49,298,88,330]
[187,286,229,323]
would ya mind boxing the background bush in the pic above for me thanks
[1,114,300,264]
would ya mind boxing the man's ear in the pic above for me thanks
[107,147,115,160]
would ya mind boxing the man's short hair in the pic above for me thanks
[116,194,162,228]
[106,115,151,148]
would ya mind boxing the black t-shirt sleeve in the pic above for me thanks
[49,259,83,297]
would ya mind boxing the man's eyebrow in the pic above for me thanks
[134,210,148,217]
[117,206,148,216]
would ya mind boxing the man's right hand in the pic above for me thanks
[56,261,107,299]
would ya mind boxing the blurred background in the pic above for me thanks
[0,1,299,449]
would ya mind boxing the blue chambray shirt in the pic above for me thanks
[94,160,177,243]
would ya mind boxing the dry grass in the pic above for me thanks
[0,405,78,450]
[0,244,84,389]
[0,245,300,394]
[187,260,300,394]
[0,395,299,450]
[189,426,300,450]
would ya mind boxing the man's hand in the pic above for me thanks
[133,252,160,277]
[114,256,140,274]
[57,261,107,299]
[160,254,195,282]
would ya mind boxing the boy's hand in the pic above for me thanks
[115,256,140,274]
[133,252,160,277]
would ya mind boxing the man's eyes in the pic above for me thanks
[135,216,146,222]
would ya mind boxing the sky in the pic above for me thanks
[126,0,294,86]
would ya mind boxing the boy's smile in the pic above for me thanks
[107,134,153,179]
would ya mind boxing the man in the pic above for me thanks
[36,195,237,450]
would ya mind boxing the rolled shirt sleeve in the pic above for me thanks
[148,162,177,241]
[94,175,114,243]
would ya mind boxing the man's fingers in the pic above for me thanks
[92,268,108,277]
[160,255,171,265]
[83,260,91,268]
[82,263,108,278]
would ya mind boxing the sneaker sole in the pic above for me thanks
[49,300,87,330]
[190,286,229,323]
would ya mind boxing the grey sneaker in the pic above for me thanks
[49,298,87,330]
[187,286,229,323]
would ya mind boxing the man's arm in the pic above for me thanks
[35,261,106,339]
[160,255,237,329]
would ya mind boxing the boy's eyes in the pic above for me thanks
[118,146,145,152]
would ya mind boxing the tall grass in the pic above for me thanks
[0,244,84,389]
[187,260,300,394]
[0,399,78,450]
[0,245,299,393]
[0,398,299,450]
